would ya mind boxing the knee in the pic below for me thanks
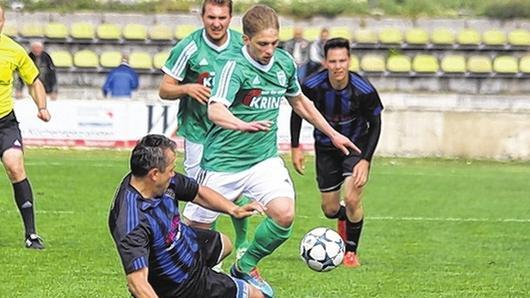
[274,209,294,228]
[321,203,340,219]
[5,164,26,182]
[344,192,362,210]
[266,198,295,228]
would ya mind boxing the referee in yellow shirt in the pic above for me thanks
[1,5,51,249]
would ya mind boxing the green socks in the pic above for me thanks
[238,217,293,273]
[232,197,251,250]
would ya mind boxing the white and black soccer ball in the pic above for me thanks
[300,227,345,272]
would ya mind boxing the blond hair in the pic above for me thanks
[242,5,279,38]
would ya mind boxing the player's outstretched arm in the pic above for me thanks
[193,185,266,219]
[127,268,159,298]
[287,93,360,155]
[159,74,210,104]
[27,78,50,122]
[208,102,272,132]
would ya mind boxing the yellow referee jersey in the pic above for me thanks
[0,33,39,118]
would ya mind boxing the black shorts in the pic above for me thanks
[315,137,367,193]
[175,228,248,298]
[0,111,23,157]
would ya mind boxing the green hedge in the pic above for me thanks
[2,0,530,19]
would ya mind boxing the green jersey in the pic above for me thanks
[202,46,302,172]
[162,29,243,144]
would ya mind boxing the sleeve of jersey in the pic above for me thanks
[17,52,39,85]
[161,40,197,81]
[360,87,384,162]
[286,57,302,97]
[361,89,384,118]
[209,60,240,107]
[290,84,312,148]
[171,173,199,201]
[110,201,151,274]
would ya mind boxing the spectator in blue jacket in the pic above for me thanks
[102,54,139,99]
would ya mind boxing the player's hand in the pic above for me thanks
[239,120,272,132]
[291,147,305,175]
[37,108,51,122]
[331,133,361,156]
[352,159,370,188]
[185,84,211,105]
[230,201,267,219]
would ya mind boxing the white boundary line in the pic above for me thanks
[0,210,75,215]
[1,210,529,223]
[298,215,530,223]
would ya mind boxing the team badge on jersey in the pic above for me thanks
[276,70,287,87]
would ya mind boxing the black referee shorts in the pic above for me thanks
[315,137,367,193]
[0,111,24,157]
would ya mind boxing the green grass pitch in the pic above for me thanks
[0,149,529,297]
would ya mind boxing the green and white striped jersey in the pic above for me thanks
[202,46,301,172]
[162,28,243,144]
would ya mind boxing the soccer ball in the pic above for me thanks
[300,227,345,272]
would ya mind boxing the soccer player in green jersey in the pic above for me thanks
[159,0,250,258]
[183,5,360,297]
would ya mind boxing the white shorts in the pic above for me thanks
[182,157,295,224]
[183,139,203,179]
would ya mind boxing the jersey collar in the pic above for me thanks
[242,45,275,72]
[202,29,231,52]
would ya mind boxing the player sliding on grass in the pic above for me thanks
[182,5,360,297]
[108,134,266,298]
[159,0,251,260]
[290,37,383,267]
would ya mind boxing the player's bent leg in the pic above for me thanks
[263,196,294,228]
[232,196,251,255]
[341,177,365,268]
[320,191,342,219]
[2,148,27,182]
[183,139,203,180]
[2,149,44,249]
[247,283,265,298]
[343,176,364,222]
[219,233,234,261]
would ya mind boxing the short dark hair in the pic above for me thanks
[201,0,232,16]
[130,134,177,177]
[324,37,351,58]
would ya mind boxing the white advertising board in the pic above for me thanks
[14,99,315,150]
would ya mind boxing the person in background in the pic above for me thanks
[282,26,310,81]
[102,54,139,99]
[15,41,58,100]
[159,0,251,263]
[307,27,329,76]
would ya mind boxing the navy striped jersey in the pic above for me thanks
[108,173,205,297]
[301,70,383,148]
